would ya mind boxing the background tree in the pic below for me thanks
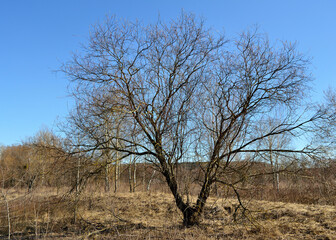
[62,13,322,226]
[255,113,292,192]
[315,88,336,156]
[61,86,130,193]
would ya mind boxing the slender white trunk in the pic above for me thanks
[128,161,132,192]
[142,164,146,191]
[133,162,136,192]
[114,128,120,193]
[274,157,280,192]
[105,162,110,192]
[114,159,119,193]
[128,154,137,193]
[74,156,80,223]
[104,121,110,192]
[147,170,156,192]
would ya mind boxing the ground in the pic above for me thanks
[1,188,335,239]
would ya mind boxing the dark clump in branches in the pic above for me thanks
[62,13,323,226]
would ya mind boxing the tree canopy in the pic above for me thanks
[62,13,323,226]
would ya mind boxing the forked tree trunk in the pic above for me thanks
[178,194,210,226]
[162,166,212,226]
[179,152,217,226]
[183,178,212,226]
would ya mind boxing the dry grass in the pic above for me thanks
[1,188,336,239]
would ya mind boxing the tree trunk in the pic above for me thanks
[128,155,136,193]
[142,165,146,191]
[104,122,110,192]
[27,175,36,193]
[182,166,214,226]
[74,156,80,224]
[133,162,136,192]
[161,166,211,227]
[114,161,119,193]
[271,155,280,192]
[274,157,280,192]
[114,129,120,193]
[147,170,156,192]
[128,162,133,193]
[105,161,110,192]
[182,207,201,226]
[275,171,279,192]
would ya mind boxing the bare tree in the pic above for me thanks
[128,152,137,193]
[255,113,293,192]
[315,88,336,155]
[62,13,322,226]
[60,88,129,193]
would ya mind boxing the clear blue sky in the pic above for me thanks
[1,0,335,146]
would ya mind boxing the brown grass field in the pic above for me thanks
[1,186,336,240]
